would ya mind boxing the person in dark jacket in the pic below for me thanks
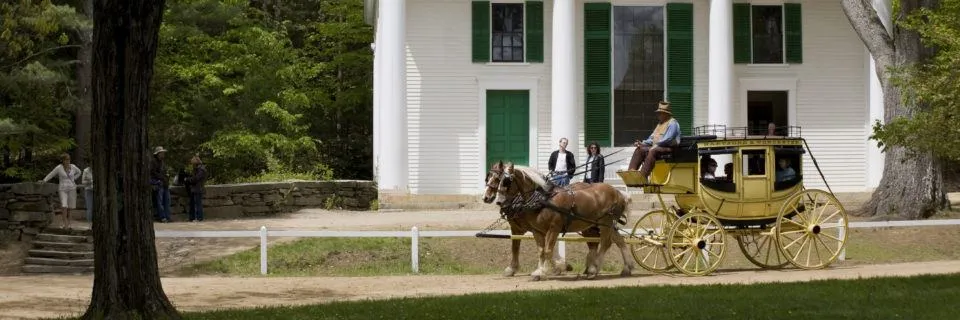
[547,137,576,187]
[583,142,605,183]
[150,146,171,222]
[184,154,207,222]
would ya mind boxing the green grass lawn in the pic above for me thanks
[175,225,960,277]
[181,273,960,319]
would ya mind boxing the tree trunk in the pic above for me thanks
[82,0,180,319]
[74,0,94,168]
[842,0,947,219]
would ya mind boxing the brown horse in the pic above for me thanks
[493,162,636,280]
[482,161,597,276]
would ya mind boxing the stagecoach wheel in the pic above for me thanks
[775,189,849,270]
[629,210,675,272]
[665,211,726,276]
[736,232,789,269]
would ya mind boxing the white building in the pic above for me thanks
[366,0,889,195]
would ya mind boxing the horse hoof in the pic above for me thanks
[620,269,632,277]
[503,268,516,277]
[565,264,574,272]
[585,273,598,280]
[532,275,542,281]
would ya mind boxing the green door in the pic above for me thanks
[486,90,530,169]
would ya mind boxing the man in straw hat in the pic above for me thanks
[627,101,681,178]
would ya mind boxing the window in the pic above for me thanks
[700,153,736,192]
[751,6,783,64]
[733,3,802,64]
[612,6,665,146]
[472,1,542,64]
[773,148,803,190]
[742,150,766,176]
[491,3,524,62]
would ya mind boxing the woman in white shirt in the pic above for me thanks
[41,153,81,229]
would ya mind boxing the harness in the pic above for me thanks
[496,171,623,237]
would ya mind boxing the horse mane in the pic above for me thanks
[512,166,550,190]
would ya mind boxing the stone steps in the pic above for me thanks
[36,233,89,243]
[21,227,94,275]
[32,241,94,251]
[24,257,94,267]
[22,265,94,274]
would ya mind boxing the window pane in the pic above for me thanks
[492,3,524,62]
[613,6,665,146]
[751,5,783,64]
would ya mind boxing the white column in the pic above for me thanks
[377,0,408,191]
[372,30,381,183]
[866,0,892,189]
[708,0,735,175]
[708,0,734,128]
[551,0,579,159]
[866,54,884,189]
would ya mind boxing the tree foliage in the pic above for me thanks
[0,0,88,181]
[1,0,374,184]
[871,1,960,161]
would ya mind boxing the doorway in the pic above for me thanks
[747,91,788,135]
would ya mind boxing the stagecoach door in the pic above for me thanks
[486,90,530,169]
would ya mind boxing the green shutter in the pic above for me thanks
[583,2,611,147]
[472,1,490,63]
[525,1,543,63]
[667,3,694,134]
[733,3,751,64]
[784,3,802,63]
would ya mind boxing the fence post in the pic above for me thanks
[260,226,268,275]
[838,221,846,261]
[411,226,420,273]
[558,241,566,261]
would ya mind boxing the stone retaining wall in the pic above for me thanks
[0,180,377,233]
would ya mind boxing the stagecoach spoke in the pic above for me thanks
[819,209,842,225]
[792,235,811,262]
[782,233,805,250]
[674,246,693,261]
[819,232,843,243]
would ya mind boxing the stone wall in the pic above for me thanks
[0,183,58,237]
[0,180,377,231]
[166,180,377,220]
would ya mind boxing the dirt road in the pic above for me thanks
[1,260,959,319]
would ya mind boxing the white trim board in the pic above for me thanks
[476,76,540,194]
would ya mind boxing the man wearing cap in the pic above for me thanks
[627,101,681,178]
[151,146,172,222]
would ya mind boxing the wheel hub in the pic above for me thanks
[696,239,707,250]
[809,225,821,234]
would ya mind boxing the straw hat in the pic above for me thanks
[153,146,168,155]
[654,101,672,115]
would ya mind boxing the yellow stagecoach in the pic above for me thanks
[616,125,848,276]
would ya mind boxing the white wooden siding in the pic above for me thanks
[403,0,869,195]
[405,0,555,194]
[730,0,868,192]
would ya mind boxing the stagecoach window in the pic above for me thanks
[773,151,802,190]
[741,150,765,176]
[491,3,525,63]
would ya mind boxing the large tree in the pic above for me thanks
[82,0,180,318]
[74,0,94,167]
[842,0,948,219]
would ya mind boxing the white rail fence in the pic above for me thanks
[156,219,960,275]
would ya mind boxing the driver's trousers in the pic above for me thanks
[628,144,673,177]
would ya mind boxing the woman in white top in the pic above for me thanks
[40,153,81,229]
